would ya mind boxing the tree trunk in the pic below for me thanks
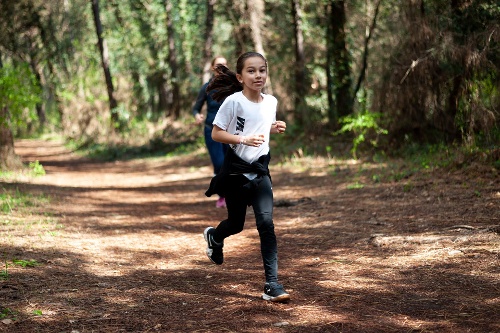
[202,0,216,84]
[353,0,381,100]
[91,0,118,124]
[164,0,181,119]
[30,57,46,127]
[0,52,22,170]
[327,0,352,122]
[36,8,63,125]
[291,0,307,125]
[229,2,250,56]
[247,0,273,94]
[0,106,22,171]
[325,2,335,124]
[445,0,465,140]
[133,2,169,116]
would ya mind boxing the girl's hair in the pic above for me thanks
[211,56,226,66]
[207,52,267,102]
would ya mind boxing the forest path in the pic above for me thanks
[1,139,499,333]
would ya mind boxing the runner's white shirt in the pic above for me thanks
[213,91,277,166]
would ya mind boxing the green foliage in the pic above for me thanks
[403,182,413,192]
[450,0,500,36]
[0,63,41,128]
[0,258,40,281]
[400,143,450,170]
[347,182,364,190]
[12,259,39,268]
[0,306,18,322]
[70,136,202,162]
[390,169,416,182]
[28,161,46,177]
[392,141,500,175]
[455,73,499,146]
[0,308,15,319]
[0,0,497,156]
[0,187,49,214]
[0,160,46,180]
[335,111,388,158]
[0,170,14,179]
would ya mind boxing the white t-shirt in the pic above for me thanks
[213,91,277,165]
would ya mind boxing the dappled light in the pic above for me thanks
[0,140,498,332]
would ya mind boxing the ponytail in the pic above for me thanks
[207,52,267,102]
[206,65,242,102]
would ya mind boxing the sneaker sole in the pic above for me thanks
[203,227,212,243]
[203,227,222,265]
[262,293,290,303]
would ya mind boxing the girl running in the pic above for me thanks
[203,52,289,303]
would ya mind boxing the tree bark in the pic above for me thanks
[202,0,216,84]
[29,57,46,127]
[132,1,169,116]
[228,2,250,56]
[0,58,21,170]
[164,0,181,118]
[291,0,307,125]
[327,0,352,122]
[325,3,335,124]
[247,0,273,94]
[0,51,22,170]
[353,0,381,100]
[0,106,22,170]
[91,0,118,124]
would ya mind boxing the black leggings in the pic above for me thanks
[213,174,278,283]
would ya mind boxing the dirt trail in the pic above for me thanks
[1,139,499,333]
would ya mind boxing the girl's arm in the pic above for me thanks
[270,121,286,134]
[212,125,266,147]
[192,85,207,124]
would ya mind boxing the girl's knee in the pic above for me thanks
[256,213,274,232]
[227,219,245,235]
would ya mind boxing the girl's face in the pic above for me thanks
[212,57,227,75]
[237,56,267,93]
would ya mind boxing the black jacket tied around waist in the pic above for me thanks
[205,148,271,199]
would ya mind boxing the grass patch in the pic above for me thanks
[1,259,41,281]
[1,186,59,258]
[32,310,43,316]
[1,187,49,214]
[393,142,499,171]
[28,160,45,176]
[0,160,46,180]
[0,307,17,320]
[347,182,365,189]
[12,259,39,268]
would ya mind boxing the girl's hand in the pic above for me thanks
[240,134,265,147]
[194,113,204,125]
[272,121,286,134]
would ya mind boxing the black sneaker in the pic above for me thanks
[262,282,290,303]
[203,227,224,265]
